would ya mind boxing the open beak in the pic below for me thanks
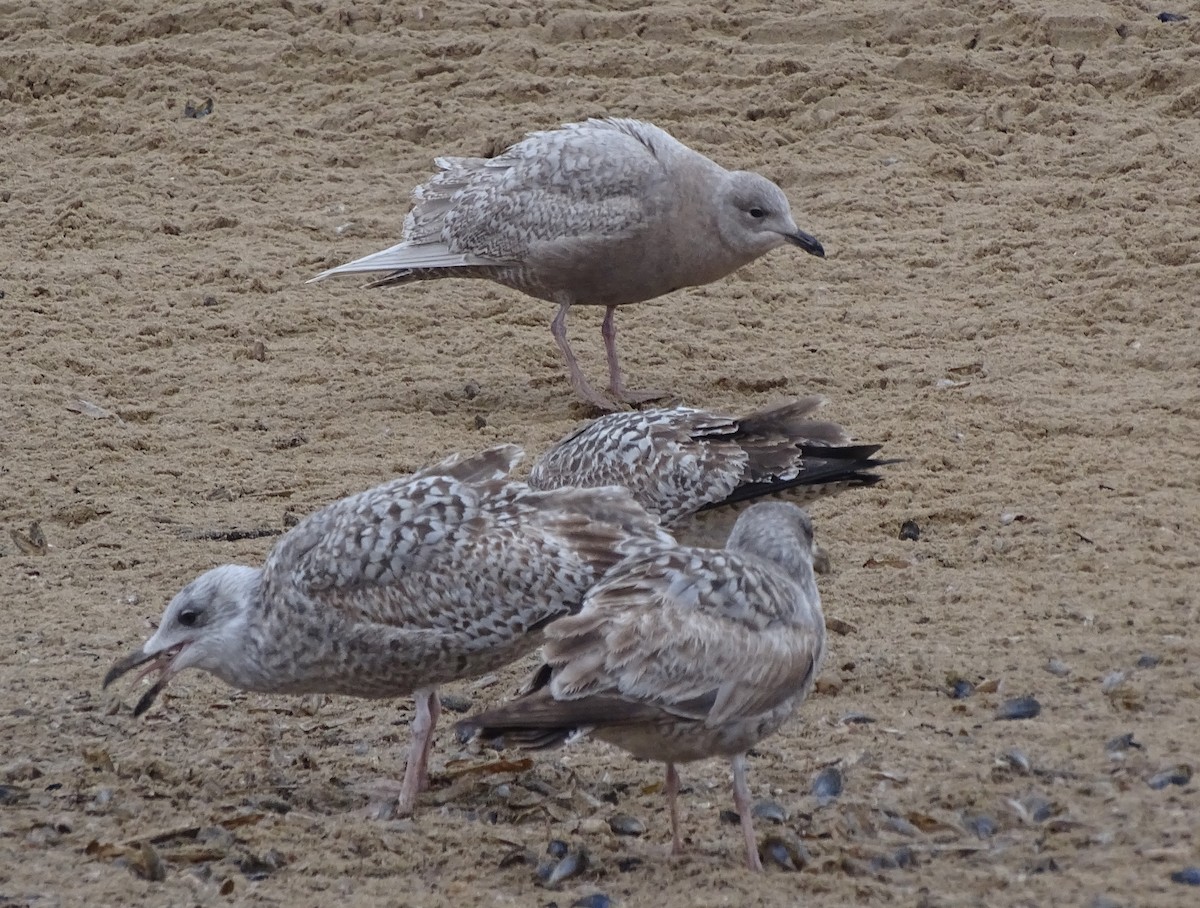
[786,230,825,258]
[103,644,187,717]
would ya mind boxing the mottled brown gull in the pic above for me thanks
[528,396,893,550]
[308,117,825,411]
[457,501,825,871]
[103,445,673,817]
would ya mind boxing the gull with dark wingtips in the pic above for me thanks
[457,501,826,871]
[103,445,672,817]
[528,396,895,551]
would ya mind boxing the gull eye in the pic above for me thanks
[748,207,767,219]
[178,609,200,628]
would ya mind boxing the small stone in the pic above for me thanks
[571,895,613,908]
[961,813,997,839]
[760,831,810,871]
[948,678,975,699]
[607,813,645,837]
[438,693,472,714]
[995,696,1041,720]
[811,766,843,805]
[750,800,788,824]
[1147,765,1192,790]
[1170,867,1200,886]
[898,519,920,541]
[1105,733,1141,753]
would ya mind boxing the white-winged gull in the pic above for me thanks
[528,396,893,551]
[309,117,825,411]
[103,445,673,817]
[457,501,826,871]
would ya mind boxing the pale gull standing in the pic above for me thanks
[103,445,673,817]
[457,501,825,871]
[308,117,826,411]
[528,396,894,551]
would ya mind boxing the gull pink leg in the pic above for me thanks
[666,762,684,855]
[601,304,667,405]
[551,299,619,411]
[731,753,763,872]
[396,686,440,817]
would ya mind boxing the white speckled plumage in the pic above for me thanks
[309,118,825,410]
[529,396,891,551]
[459,501,825,870]
[104,445,673,816]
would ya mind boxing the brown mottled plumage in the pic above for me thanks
[103,445,673,817]
[308,118,825,410]
[529,396,893,550]
[458,501,825,870]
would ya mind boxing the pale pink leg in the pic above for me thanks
[731,753,763,872]
[601,305,667,405]
[550,300,619,411]
[395,687,440,817]
[666,762,683,855]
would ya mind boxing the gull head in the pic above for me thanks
[721,171,825,260]
[103,564,261,716]
[726,502,817,578]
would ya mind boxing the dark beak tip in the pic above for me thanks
[102,649,155,691]
[788,232,825,258]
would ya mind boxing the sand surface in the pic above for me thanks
[2,1,1198,905]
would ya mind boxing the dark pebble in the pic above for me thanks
[183,97,214,118]
[438,693,473,714]
[1147,765,1192,790]
[751,800,788,824]
[545,848,588,888]
[1002,749,1032,774]
[499,846,535,869]
[760,832,810,871]
[607,813,645,837]
[838,712,876,725]
[571,895,612,908]
[949,678,975,699]
[546,839,570,859]
[719,808,741,826]
[995,695,1041,720]
[1105,732,1141,753]
[1135,653,1161,669]
[616,857,643,873]
[0,785,28,806]
[811,766,843,805]
[464,381,481,400]
[899,519,920,541]
[869,845,918,872]
[1023,795,1055,823]
[962,813,997,839]
[1158,12,1189,23]
[1170,867,1200,885]
[238,850,286,880]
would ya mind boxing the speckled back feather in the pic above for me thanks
[529,397,892,524]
